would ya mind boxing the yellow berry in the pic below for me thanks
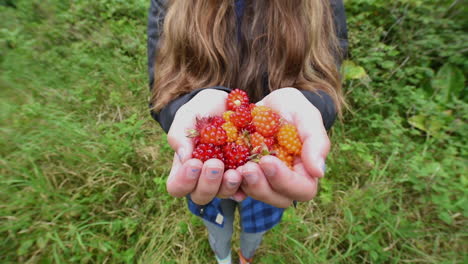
[223,111,234,122]
[251,105,273,117]
[221,122,238,142]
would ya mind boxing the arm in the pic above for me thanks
[147,0,166,89]
[331,0,349,64]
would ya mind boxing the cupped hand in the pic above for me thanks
[165,89,245,205]
[239,88,330,206]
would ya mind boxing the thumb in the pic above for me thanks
[293,105,330,178]
[167,108,196,163]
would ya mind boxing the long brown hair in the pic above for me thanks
[151,0,344,115]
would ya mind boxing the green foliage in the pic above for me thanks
[0,0,466,263]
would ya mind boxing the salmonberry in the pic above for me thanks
[235,131,250,147]
[230,105,252,129]
[223,142,250,169]
[200,125,227,145]
[250,132,275,150]
[193,143,224,162]
[251,105,272,117]
[272,145,294,169]
[227,89,249,111]
[244,123,256,133]
[222,111,234,122]
[252,109,281,137]
[221,122,238,142]
[276,124,302,155]
[211,116,225,127]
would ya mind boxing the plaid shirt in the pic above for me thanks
[187,196,284,233]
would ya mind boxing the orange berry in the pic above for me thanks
[276,124,302,155]
[226,89,249,111]
[250,132,275,150]
[252,110,281,137]
[272,145,294,169]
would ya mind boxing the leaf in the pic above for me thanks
[342,60,368,80]
[381,60,396,69]
[408,114,427,132]
[431,63,466,102]
[17,239,34,256]
[438,211,453,225]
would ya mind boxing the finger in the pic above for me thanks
[166,156,203,197]
[217,169,242,199]
[239,162,293,208]
[231,189,247,202]
[166,90,228,163]
[166,107,198,164]
[259,155,318,202]
[190,158,224,205]
[300,134,329,178]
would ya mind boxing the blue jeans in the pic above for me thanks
[203,199,266,259]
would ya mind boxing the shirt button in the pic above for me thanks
[200,208,205,216]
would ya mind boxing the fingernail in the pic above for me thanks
[230,196,240,202]
[318,159,326,177]
[227,181,238,188]
[177,148,185,162]
[244,172,258,184]
[207,168,221,180]
[187,167,200,179]
[263,164,276,178]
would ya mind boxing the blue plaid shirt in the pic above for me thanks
[187,196,284,233]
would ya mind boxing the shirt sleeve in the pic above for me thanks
[147,0,167,89]
[330,0,349,65]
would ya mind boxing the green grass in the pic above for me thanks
[1,0,467,263]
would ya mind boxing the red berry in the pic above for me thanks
[227,89,249,111]
[252,110,281,137]
[193,143,223,162]
[211,116,225,127]
[200,125,227,145]
[223,142,250,169]
[194,116,224,132]
[244,123,256,133]
[230,106,252,129]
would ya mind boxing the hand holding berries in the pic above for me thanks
[188,89,303,171]
[167,88,330,208]
[165,89,245,205]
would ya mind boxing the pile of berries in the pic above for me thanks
[188,89,302,170]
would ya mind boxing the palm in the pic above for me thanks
[237,88,329,206]
[166,89,244,205]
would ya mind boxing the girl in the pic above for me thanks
[147,0,348,263]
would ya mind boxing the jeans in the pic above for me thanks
[203,199,266,259]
